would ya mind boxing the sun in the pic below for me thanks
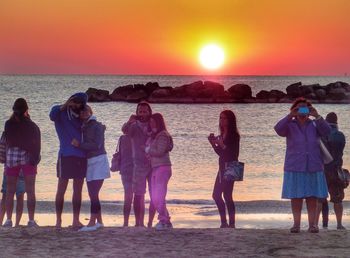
[199,44,225,70]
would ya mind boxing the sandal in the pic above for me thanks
[290,226,300,233]
[308,225,319,233]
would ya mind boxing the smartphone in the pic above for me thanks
[298,106,309,115]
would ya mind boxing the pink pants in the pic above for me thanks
[151,165,171,223]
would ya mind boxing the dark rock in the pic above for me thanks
[300,85,314,96]
[227,84,252,99]
[183,81,204,98]
[329,87,346,95]
[270,90,286,100]
[286,82,302,98]
[256,90,270,99]
[145,82,160,95]
[86,88,110,102]
[305,93,317,100]
[109,85,134,101]
[149,87,173,98]
[126,90,148,102]
[314,89,327,99]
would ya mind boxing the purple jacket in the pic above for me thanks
[274,115,331,172]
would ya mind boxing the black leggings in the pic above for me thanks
[87,180,104,214]
[212,173,235,225]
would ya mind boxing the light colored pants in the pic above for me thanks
[151,165,171,223]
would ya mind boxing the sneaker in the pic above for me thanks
[27,220,39,228]
[220,223,229,228]
[3,219,13,227]
[337,225,346,230]
[95,222,104,229]
[155,222,173,231]
[79,225,98,232]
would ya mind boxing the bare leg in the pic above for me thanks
[55,178,68,228]
[5,176,18,223]
[15,193,24,227]
[134,194,145,227]
[24,174,36,221]
[334,202,344,228]
[315,199,324,227]
[72,178,84,227]
[0,193,6,225]
[87,180,104,226]
[147,201,156,228]
[291,198,303,228]
[123,189,133,227]
[305,197,318,229]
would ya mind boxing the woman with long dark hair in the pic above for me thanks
[208,110,240,228]
[146,113,173,230]
[3,98,41,227]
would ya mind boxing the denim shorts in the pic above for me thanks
[1,174,25,196]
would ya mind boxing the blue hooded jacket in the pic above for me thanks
[49,92,88,158]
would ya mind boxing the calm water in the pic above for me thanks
[0,75,349,202]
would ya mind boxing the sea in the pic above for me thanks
[0,75,350,227]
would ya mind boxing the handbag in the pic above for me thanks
[319,139,333,165]
[0,132,6,164]
[337,167,350,189]
[110,137,121,172]
[223,161,244,182]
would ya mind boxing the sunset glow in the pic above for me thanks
[0,0,350,75]
[199,45,225,70]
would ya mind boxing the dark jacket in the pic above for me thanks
[323,123,346,170]
[4,116,41,165]
[213,134,240,173]
[80,116,106,159]
[50,105,85,158]
[119,135,133,175]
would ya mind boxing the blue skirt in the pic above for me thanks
[282,171,328,199]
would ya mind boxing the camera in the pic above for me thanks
[298,106,309,115]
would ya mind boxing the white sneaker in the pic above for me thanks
[27,220,39,228]
[95,222,104,229]
[79,225,98,232]
[155,222,173,231]
[3,219,13,227]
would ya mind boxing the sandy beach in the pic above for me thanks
[0,200,349,257]
[0,226,349,258]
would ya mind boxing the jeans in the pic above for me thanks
[151,166,171,224]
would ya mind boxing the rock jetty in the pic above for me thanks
[86,80,350,104]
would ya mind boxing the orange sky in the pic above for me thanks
[0,0,349,75]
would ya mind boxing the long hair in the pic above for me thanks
[220,110,240,141]
[151,113,167,136]
[10,98,29,122]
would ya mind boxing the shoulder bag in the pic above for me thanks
[223,161,244,182]
[0,132,6,164]
[337,167,350,189]
[319,139,333,165]
[110,137,121,172]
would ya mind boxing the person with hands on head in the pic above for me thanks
[208,110,240,229]
[50,92,88,230]
[122,101,155,227]
[274,97,331,233]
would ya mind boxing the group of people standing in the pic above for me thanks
[0,94,347,233]
[275,97,347,233]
